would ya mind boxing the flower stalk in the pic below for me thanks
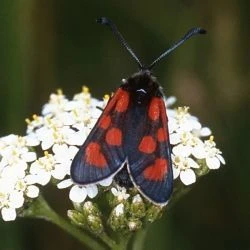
[131,228,148,250]
[21,196,107,250]
[21,196,134,250]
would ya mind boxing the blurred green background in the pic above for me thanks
[0,1,249,250]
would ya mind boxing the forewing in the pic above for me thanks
[70,88,129,185]
[127,97,173,204]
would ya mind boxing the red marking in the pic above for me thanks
[85,142,107,168]
[148,98,160,121]
[98,115,111,130]
[159,98,168,124]
[139,136,156,154]
[106,128,122,146]
[115,89,129,112]
[157,128,168,142]
[143,158,168,181]
[158,99,170,142]
[103,88,123,114]
[102,88,129,116]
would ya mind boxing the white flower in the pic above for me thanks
[69,185,88,203]
[8,190,24,208]
[26,185,39,198]
[52,144,78,178]
[58,176,113,203]
[29,146,77,186]
[114,203,124,216]
[1,207,17,221]
[132,194,143,203]
[171,131,206,159]
[86,185,98,198]
[193,127,212,137]
[25,115,45,135]
[68,185,98,203]
[29,152,56,185]
[111,186,130,202]
[0,135,37,170]
[98,177,113,186]
[203,136,225,169]
[35,125,83,150]
[165,96,177,107]
[168,106,201,133]
[172,154,200,185]
[57,179,73,189]
[42,89,69,116]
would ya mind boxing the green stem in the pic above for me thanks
[131,228,148,250]
[112,235,131,250]
[22,196,106,250]
[99,232,117,249]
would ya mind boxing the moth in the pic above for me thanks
[70,17,206,205]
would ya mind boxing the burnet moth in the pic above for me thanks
[70,17,206,205]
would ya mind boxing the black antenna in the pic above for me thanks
[97,17,144,69]
[148,27,206,70]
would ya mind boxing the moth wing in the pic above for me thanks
[127,97,173,205]
[70,88,129,185]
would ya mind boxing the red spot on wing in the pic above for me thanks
[158,98,170,143]
[103,88,124,114]
[106,128,122,146]
[115,89,129,112]
[143,158,168,181]
[98,115,111,130]
[157,128,168,142]
[85,142,107,168]
[159,98,168,125]
[148,98,160,121]
[101,88,129,118]
[139,136,156,154]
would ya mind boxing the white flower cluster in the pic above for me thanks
[26,87,112,203]
[0,86,225,221]
[0,87,107,221]
[168,105,225,185]
[0,135,39,221]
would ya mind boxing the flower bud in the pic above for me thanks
[86,214,104,235]
[108,186,130,207]
[195,159,209,176]
[128,219,142,231]
[145,205,163,223]
[108,203,127,232]
[82,201,101,216]
[67,209,85,227]
[130,194,145,218]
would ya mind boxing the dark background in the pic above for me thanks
[0,1,249,250]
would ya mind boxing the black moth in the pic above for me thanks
[70,17,206,205]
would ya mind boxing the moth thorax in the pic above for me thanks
[127,71,159,105]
